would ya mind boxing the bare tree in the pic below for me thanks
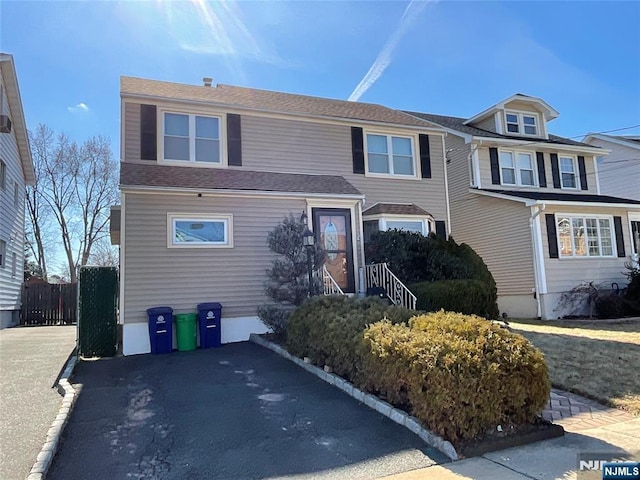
[27,124,118,283]
[89,238,119,268]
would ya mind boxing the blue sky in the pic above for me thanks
[2,0,640,150]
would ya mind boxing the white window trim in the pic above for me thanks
[363,130,419,180]
[167,213,234,248]
[629,212,640,257]
[504,110,540,137]
[159,110,227,168]
[559,155,579,190]
[364,214,433,236]
[499,149,537,187]
[555,213,617,259]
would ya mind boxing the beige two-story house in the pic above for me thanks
[0,54,35,329]
[407,94,640,320]
[116,76,449,355]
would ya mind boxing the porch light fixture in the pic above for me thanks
[301,211,315,297]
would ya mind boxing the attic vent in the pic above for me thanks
[203,77,214,87]
[0,115,11,134]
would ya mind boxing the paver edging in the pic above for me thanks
[27,352,79,480]
[249,334,459,461]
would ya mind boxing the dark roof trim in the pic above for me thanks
[477,188,640,206]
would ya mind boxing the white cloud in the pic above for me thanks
[67,102,89,114]
[348,0,437,102]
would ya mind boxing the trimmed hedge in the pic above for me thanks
[410,279,499,319]
[286,295,414,382]
[286,298,550,444]
[365,230,499,318]
[361,311,550,442]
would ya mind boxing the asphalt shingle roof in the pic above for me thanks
[121,76,439,129]
[404,111,593,148]
[481,189,640,205]
[362,203,432,216]
[120,162,362,196]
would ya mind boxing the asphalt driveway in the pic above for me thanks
[48,342,447,479]
[0,325,77,480]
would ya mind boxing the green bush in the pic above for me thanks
[361,311,550,442]
[286,295,414,382]
[410,279,499,319]
[365,230,499,318]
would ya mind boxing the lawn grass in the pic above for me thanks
[509,318,640,416]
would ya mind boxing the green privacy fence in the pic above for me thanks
[78,266,118,357]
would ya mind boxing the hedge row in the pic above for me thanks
[410,279,499,319]
[286,296,550,442]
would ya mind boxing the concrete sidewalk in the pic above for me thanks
[383,400,640,480]
[0,326,76,480]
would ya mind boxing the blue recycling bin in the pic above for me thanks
[146,306,173,354]
[196,302,222,348]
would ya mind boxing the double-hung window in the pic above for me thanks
[366,134,415,177]
[167,213,233,248]
[559,156,577,189]
[505,111,538,136]
[557,215,614,258]
[499,150,536,186]
[163,113,221,164]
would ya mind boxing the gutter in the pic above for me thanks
[529,204,546,319]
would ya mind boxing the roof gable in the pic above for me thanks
[0,53,34,185]
[583,133,640,151]
[463,94,559,126]
[121,76,442,130]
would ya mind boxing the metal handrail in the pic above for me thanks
[364,263,417,310]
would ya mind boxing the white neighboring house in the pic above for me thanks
[0,53,35,329]
[583,133,640,262]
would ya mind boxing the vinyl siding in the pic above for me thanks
[540,205,636,294]
[123,101,141,162]
[473,116,497,133]
[0,74,26,312]
[241,115,448,221]
[445,134,535,296]
[587,138,639,200]
[477,146,598,195]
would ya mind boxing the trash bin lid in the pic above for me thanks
[197,302,222,311]
[146,306,173,315]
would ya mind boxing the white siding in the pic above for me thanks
[0,72,26,316]
[587,138,640,201]
[123,192,336,324]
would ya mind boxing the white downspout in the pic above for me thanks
[529,203,546,319]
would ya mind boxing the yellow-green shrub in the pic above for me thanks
[286,295,414,382]
[361,311,550,442]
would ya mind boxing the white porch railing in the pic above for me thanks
[364,263,417,310]
[320,265,344,296]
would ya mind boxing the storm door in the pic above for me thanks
[312,208,355,293]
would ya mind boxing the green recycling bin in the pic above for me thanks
[175,313,197,351]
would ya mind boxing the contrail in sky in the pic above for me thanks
[348,0,436,102]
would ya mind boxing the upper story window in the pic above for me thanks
[13,181,19,207]
[499,150,536,186]
[557,215,614,258]
[163,113,221,164]
[366,133,415,177]
[505,111,538,136]
[559,156,578,189]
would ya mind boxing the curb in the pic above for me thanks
[249,334,458,461]
[26,352,79,480]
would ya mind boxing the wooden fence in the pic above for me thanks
[20,283,78,326]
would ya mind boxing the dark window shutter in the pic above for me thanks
[545,214,559,258]
[550,153,561,189]
[613,216,625,257]
[227,114,242,166]
[140,104,157,161]
[578,156,588,190]
[419,134,431,178]
[435,220,446,240]
[489,147,500,185]
[351,127,365,174]
[536,152,547,188]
